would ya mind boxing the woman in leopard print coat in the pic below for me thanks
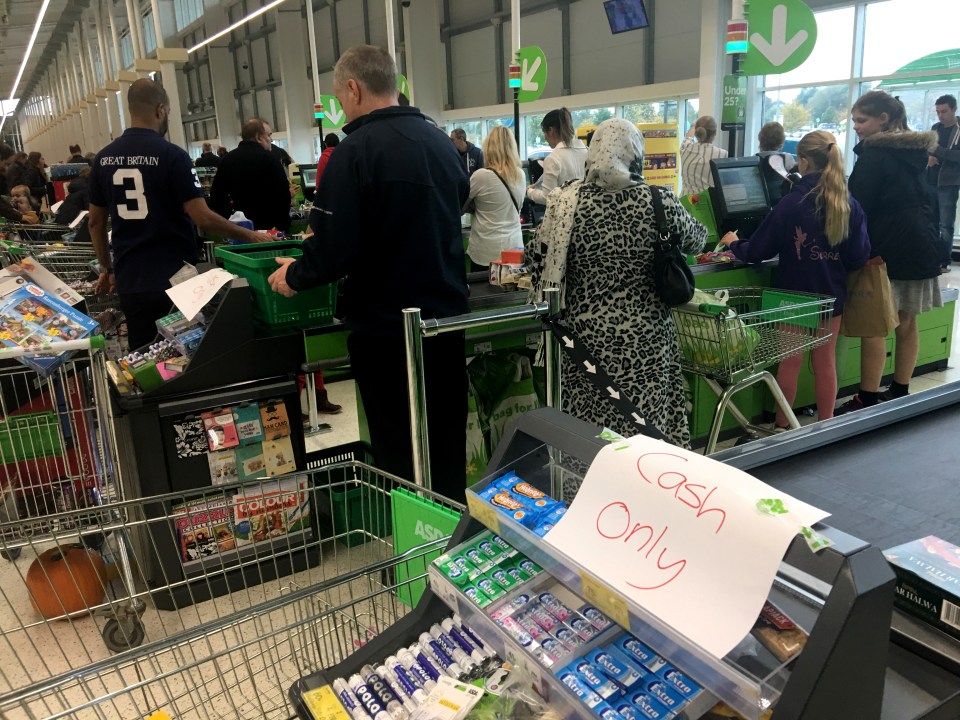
[532,118,707,447]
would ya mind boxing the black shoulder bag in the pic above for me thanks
[649,185,695,307]
[488,168,521,214]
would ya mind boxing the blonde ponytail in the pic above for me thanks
[797,130,850,247]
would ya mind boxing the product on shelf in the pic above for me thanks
[884,535,960,643]
[476,470,567,535]
[749,600,809,663]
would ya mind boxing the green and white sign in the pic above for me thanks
[721,75,747,131]
[397,73,410,98]
[320,94,345,130]
[741,0,818,77]
[517,46,547,104]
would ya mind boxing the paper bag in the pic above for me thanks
[841,260,899,338]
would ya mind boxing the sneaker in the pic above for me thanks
[834,395,865,416]
[879,387,908,402]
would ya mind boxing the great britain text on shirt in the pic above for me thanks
[98,155,161,166]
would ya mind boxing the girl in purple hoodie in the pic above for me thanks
[719,130,871,426]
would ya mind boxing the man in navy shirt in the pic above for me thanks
[267,45,470,502]
[89,79,271,348]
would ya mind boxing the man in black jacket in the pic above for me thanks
[268,44,470,502]
[929,94,960,271]
[210,118,291,232]
[450,128,483,176]
[195,142,220,168]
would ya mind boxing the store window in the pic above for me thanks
[120,34,134,70]
[762,83,850,140]
[571,107,616,136]
[863,0,960,78]
[523,113,547,159]
[175,0,205,31]
[449,121,482,147]
[142,13,157,56]
[623,101,679,126]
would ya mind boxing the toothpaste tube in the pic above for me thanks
[429,625,478,676]
[656,664,701,699]
[488,592,531,620]
[525,603,560,631]
[409,645,444,683]
[348,674,393,720]
[587,647,644,689]
[475,576,506,602]
[515,611,547,640]
[462,584,492,608]
[332,678,374,720]
[488,567,516,590]
[556,671,607,709]
[570,660,622,699]
[539,635,573,664]
[554,625,587,651]
[640,676,687,712]
[385,657,428,705]
[580,604,613,631]
[397,648,438,692]
[418,634,465,679]
[363,664,412,718]
[619,693,675,720]
[537,592,574,622]
[440,618,488,666]
[568,615,600,641]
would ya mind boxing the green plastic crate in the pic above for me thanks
[215,241,337,330]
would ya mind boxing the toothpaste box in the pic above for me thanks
[0,282,98,376]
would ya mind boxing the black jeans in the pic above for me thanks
[119,291,173,350]
[348,331,467,504]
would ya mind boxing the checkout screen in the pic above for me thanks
[717,166,767,212]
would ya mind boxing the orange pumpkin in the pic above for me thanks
[26,545,107,619]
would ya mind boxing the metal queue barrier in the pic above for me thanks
[402,287,561,490]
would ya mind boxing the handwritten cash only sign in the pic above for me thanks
[544,435,829,658]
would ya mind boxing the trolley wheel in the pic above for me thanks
[102,616,146,652]
[0,548,21,561]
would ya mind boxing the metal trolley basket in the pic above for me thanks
[674,286,836,454]
[0,460,464,720]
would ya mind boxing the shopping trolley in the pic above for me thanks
[0,460,464,720]
[674,287,836,454]
[0,337,146,655]
[0,221,120,320]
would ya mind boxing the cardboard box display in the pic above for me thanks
[885,535,960,641]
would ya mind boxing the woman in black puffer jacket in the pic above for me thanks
[838,90,941,414]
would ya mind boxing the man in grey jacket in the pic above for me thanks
[929,94,960,271]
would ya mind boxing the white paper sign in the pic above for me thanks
[544,434,829,658]
[67,210,88,229]
[165,268,235,321]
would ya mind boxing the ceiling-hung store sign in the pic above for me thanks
[740,0,818,76]
[517,46,548,104]
[320,95,345,130]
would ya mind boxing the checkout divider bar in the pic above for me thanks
[403,287,562,490]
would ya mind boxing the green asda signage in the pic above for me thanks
[721,75,747,131]
[320,94,345,130]
[517,46,548,104]
[741,0,818,77]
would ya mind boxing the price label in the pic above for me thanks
[580,571,629,629]
[467,494,501,534]
[302,685,352,720]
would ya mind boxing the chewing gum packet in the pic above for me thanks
[750,600,808,663]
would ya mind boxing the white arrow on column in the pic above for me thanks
[607,387,620,400]
[326,100,344,126]
[583,360,596,374]
[521,56,542,92]
[751,5,808,67]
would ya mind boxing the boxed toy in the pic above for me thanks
[0,281,99,376]
[885,535,960,641]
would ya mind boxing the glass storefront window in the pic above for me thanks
[623,101,679,126]
[447,121,482,147]
[863,0,960,78]
[761,83,850,155]
[524,113,547,159]
[570,107,616,136]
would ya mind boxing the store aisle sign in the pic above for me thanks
[517,46,548,104]
[398,74,410,98]
[320,95,345,130]
[721,75,747,131]
[741,0,818,77]
[544,434,829,658]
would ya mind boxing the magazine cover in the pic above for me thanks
[232,476,310,548]
[172,496,236,566]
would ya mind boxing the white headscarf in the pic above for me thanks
[535,118,646,308]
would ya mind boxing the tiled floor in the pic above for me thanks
[3,269,960,716]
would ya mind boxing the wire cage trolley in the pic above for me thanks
[0,221,119,319]
[0,460,464,720]
[674,286,836,454]
[0,337,146,654]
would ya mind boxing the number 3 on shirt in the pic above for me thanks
[113,168,149,220]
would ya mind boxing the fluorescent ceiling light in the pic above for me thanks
[188,0,288,54]
[1,0,52,135]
